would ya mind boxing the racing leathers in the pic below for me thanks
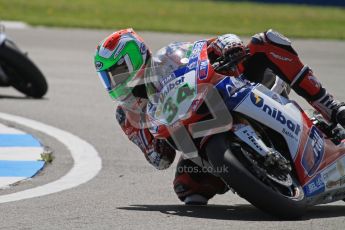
[116,29,345,204]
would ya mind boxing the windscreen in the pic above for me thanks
[145,41,205,124]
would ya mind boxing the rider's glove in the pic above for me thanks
[147,139,176,170]
[116,106,176,170]
[208,34,248,66]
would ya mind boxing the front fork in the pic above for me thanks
[233,123,272,157]
[232,122,292,173]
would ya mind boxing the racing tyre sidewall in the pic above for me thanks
[205,132,307,219]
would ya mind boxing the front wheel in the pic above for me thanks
[0,41,48,98]
[205,133,307,219]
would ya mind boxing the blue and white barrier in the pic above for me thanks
[0,123,45,188]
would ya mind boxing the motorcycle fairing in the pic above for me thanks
[232,84,303,159]
[300,126,325,177]
[301,141,345,199]
[302,153,345,200]
[214,75,252,111]
[227,84,345,197]
[144,40,345,204]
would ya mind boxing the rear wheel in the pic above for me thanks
[205,133,307,219]
[0,41,48,98]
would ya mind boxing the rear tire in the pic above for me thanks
[0,41,48,98]
[205,133,307,219]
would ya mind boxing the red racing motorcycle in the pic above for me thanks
[140,40,345,219]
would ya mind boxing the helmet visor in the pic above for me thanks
[98,60,132,100]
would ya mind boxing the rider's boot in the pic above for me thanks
[311,90,345,127]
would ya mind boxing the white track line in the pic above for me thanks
[0,112,102,204]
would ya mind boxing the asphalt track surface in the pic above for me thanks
[0,26,344,230]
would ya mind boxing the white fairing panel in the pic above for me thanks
[234,85,302,159]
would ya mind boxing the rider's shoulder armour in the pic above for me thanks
[265,29,291,46]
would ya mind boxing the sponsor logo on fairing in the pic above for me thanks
[186,41,206,71]
[326,160,345,189]
[241,129,263,152]
[160,73,176,86]
[159,77,185,103]
[187,58,197,70]
[326,176,345,189]
[197,60,208,80]
[250,93,264,107]
[304,174,325,197]
[189,41,205,59]
[301,126,324,176]
[250,92,301,136]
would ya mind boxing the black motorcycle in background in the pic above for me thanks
[0,23,47,98]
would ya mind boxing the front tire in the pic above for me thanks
[0,41,48,98]
[205,133,307,219]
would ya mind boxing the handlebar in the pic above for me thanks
[212,48,250,72]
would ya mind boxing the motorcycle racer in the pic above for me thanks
[94,28,345,205]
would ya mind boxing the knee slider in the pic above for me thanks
[173,173,200,201]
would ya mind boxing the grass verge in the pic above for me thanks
[0,0,344,39]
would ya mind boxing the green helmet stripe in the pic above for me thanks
[95,39,146,100]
